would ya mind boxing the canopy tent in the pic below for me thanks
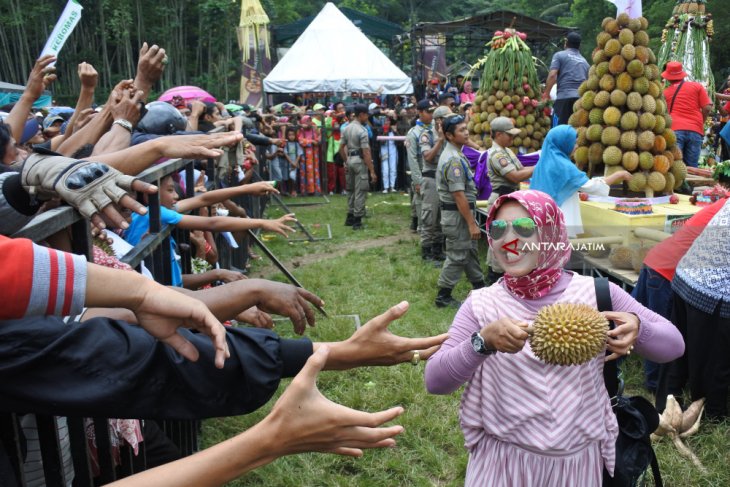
[263,3,413,94]
[0,81,52,108]
[272,6,403,46]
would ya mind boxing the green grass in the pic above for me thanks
[202,192,730,486]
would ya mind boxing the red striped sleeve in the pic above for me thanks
[61,252,75,316]
[45,249,59,315]
[0,235,34,319]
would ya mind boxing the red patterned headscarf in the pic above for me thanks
[486,189,570,299]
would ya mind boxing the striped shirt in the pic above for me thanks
[424,272,686,485]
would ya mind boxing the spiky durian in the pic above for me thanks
[530,303,609,366]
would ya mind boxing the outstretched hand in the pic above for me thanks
[252,280,323,334]
[25,55,57,100]
[262,214,297,237]
[263,347,405,457]
[134,42,166,98]
[322,301,448,370]
[156,132,244,159]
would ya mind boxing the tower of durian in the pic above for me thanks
[657,0,715,100]
[467,28,551,153]
[568,13,688,196]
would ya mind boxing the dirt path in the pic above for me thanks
[249,233,417,278]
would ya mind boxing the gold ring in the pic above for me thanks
[410,351,420,366]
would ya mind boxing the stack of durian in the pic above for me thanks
[569,13,688,196]
[467,28,552,153]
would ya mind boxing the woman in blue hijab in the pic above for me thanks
[530,125,630,237]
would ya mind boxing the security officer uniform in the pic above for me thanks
[419,123,444,261]
[435,141,484,307]
[341,118,370,228]
[487,140,524,203]
[405,122,426,233]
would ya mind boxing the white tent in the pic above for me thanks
[263,3,413,94]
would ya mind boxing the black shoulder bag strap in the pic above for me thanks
[595,277,663,487]
[668,80,685,115]
[595,277,619,398]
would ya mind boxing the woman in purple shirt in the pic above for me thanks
[425,190,684,486]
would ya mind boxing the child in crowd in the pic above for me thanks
[283,127,303,196]
[380,117,398,193]
[267,137,291,195]
[123,176,292,289]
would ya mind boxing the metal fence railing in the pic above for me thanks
[2,151,253,486]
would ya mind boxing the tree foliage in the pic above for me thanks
[0,0,727,103]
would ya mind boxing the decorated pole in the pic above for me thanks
[237,0,271,108]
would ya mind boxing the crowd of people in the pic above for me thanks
[1,26,729,486]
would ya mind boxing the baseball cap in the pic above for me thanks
[429,78,439,85]
[353,104,369,116]
[42,115,64,131]
[20,118,41,144]
[566,31,582,47]
[439,92,455,103]
[416,99,437,112]
[491,116,521,135]
[368,102,379,112]
[312,103,325,111]
[433,106,453,119]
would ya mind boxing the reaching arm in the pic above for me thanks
[106,348,404,487]
[175,213,296,238]
[175,182,278,213]
[5,55,57,143]
[91,132,242,175]
[133,43,166,102]
[504,166,534,184]
[63,62,98,139]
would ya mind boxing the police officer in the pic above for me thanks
[435,114,484,308]
[485,116,534,282]
[405,100,436,236]
[419,105,452,263]
[339,104,376,230]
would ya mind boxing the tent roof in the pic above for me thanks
[0,81,28,93]
[412,9,574,43]
[272,6,403,45]
[264,3,413,94]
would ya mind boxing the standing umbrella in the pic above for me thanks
[159,86,217,103]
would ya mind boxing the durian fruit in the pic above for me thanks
[653,154,670,174]
[639,151,655,170]
[616,72,634,92]
[582,91,596,110]
[670,159,688,184]
[638,131,656,151]
[632,246,651,272]
[663,172,676,194]
[602,126,621,146]
[621,44,636,61]
[530,303,609,366]
[633,77,650,95]
[639,113,656,131]
[621,111,639,130]
[575,146,589,167]
[604,38,622,57]
[600,74,616,92]
[603,106,622,126]
[627,92,643,111]
[610,90,627,107]
[647,171,667,192]
[587,124,603,142]
[622,151,639,171]
[610,245,636,270]
[620,131,638,150]
[588,143,605,165]
[627,59,645,77]
[642,95,657,114]
[594,90,611,108]
[589,108,605,125]
[628,172,647,191]
[603,146,623,165]
[609,55,627,75]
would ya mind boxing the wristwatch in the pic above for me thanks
[471,332,496,356]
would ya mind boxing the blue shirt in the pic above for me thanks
[550,48,590,100]
[124,206,184,286]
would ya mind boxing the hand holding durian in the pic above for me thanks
[529,304,640,366]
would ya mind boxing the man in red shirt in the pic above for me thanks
[632,197,728,392]
[662,61,713,167]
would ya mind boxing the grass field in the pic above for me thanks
[202,191,729,486]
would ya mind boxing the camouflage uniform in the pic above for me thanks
[436,142,484,294]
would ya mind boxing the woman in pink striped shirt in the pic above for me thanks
[425,190,684,486]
